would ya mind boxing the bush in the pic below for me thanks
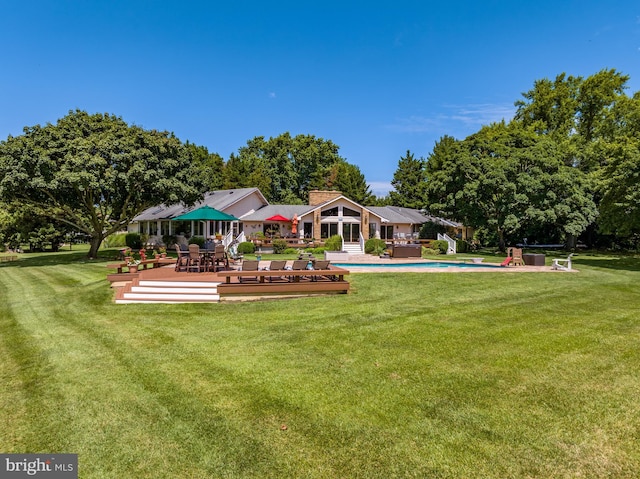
[272,238,287,254]
[432,240,449,254]
[365,238,386,254]
[283,248,298,255]
[162,234,178,248]
[324,234,343,251]
[419,221,447,239]
[309,247,327,256]
[456,239,469,253]
[104,232,128,248]
[125,233,142,250]
[422,247,440,256]
[188,236,205,247]
[237,241,255,254]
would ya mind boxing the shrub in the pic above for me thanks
[237,241,255,254]
[125,233,142,250]
[432,240,449,254]
[283,248,298,255]
[104,232,127,248]
[309,247,327,256]
[422,247,440,256]
[162,234,178,248]
[419,221,447,239]
[365,238,386,254]
[324,234,343,251]
[456,239,469,253]
[188,236,205,247]
[272,238,287,254]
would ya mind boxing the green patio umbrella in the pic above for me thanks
[172,205,238,222]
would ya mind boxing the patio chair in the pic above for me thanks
[174,244,189,272]
[266,260,288,282]
[238,259,260,283]
[213,244,228,271]
[507,247,524,266]
[552,253,574,271]
[288,259,311,282]
[188,244,203,272]
[309,259,336,281]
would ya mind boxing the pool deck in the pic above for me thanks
[337,254,567,273]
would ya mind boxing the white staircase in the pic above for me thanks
[342,242,363,254]
[116,280,221,304]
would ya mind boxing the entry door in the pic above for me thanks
[342,223,360,242]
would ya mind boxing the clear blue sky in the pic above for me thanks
[1,1,639,196]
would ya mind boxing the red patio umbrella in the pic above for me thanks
[265,214,290,222]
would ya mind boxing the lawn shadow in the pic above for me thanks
[0,249,116,269]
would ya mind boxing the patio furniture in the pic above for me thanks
[266,260,288,282]
[174,245,189,272]
[552,253,574,271]
[188,244,203,272]
[213,244,228,271]
[309,260,337,281]
[522,253,545,266]
[238,260,260,282]
[288,259,310,282]
[507,247,524,266]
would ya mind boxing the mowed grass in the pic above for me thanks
[1,249,639,478]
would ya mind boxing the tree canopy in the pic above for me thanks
[0,110,203,257]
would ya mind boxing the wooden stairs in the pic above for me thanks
[115,279,221,304]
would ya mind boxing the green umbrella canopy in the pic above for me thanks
[172,205,238,221]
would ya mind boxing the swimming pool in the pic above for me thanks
[333,262,500,269]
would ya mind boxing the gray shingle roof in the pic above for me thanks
[132,188,264,221]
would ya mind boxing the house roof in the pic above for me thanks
[241,204,311,221]
[133,188,265,221]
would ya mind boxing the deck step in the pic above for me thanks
[120,292,220,301]
[131,286,219,294]
[138,280,221,288]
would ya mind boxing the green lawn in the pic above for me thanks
[1,248,639,478]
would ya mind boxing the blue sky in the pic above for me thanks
[1,1,639,196]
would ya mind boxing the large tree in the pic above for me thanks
[0,110,202,258]
[388,150,427,209]
[426,123,597,250]
[226,132,370,204]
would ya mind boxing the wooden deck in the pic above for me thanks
[108,262,350,303]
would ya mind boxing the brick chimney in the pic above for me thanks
[308,190,342,206]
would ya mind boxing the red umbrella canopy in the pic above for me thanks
[265,214,290,222]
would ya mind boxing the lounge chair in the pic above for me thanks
[309,260,336,281]
[552,253,574,271]
[238,259,260,283]
[288,259,310,282]
[266,260,288,282]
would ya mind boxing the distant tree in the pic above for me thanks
[186,142,225,191]
[0,110,203,258]
[389,150,427,209]
[320,161,373,205]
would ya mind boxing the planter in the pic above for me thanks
[324,250,350,261]
[128,264,138,273]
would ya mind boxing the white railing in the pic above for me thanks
[438,233,457,254]
[359,232,365,254]
[223,230,234,249]
[236,230,246,244]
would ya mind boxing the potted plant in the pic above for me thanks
[127,256,140,273]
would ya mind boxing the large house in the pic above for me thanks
[130,188,463,254]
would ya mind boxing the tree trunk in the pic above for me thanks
[497,229,506,252]
[88,234,103,259]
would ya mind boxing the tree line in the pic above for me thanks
[1,69,639,256]
[0,111,372,257]
[389,69,640,250]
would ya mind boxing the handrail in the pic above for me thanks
[438,233,457,254]
[359,232,365,253]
